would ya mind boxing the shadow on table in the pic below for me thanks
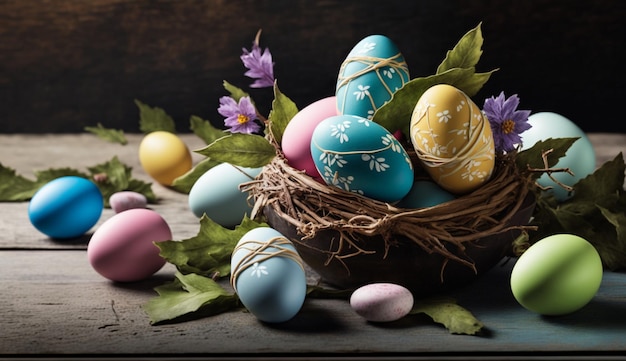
[541,298,626,332]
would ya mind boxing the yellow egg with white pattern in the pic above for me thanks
[409,84,495,194]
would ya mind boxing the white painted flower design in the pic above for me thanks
[358,41,376,54]
[437,110,451,123]
[362,154,389,172]
[250,262,268,278]
[330,120,351,143]
[353,85,371,101]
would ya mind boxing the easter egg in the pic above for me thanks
[310,114,414,203]
[350,283,414,322]
[336,35,410,119]
[139,131,193,186]
[281,96,338,180]
[410,84,495,194]
[230,227,307,323]
[87,208,172,282]
[188,163,262,228]
[520,112,596,201]
[28,176,103,239]
[109,191,148,213]
[510,234,603,316]
[396,180,456,209]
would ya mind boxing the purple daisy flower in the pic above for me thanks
[241,30,275,88]
[218,96,261,134]
[483,92,532,153]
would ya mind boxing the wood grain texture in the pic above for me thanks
[0,133,625,356]
[0,0,624,133]
[1,250,626,355]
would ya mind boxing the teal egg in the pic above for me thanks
[396,180,456,208]
[28,176,103,239]
[230,227,307,323]
[336,35,410,119]
[520,112,596,201]
[510,234,603,316]
[310,115,414,203]
[188,163,262,228]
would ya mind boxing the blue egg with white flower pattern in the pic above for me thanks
[310,115,414,203]
[230,227,307,323]
[336,35,410,119]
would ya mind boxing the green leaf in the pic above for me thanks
[143,271,240,325]
[171,157,222,194]
[411,297,483,335]
[0,163,41,201]
[437,22,484,74]
[84,122,128,145]
[195,133,276,168]
[135,99,177,134]
[223,81,250,102]
[189,115,227,145]
[268,83,299,144]
[373,68,478,136]
[87,156,156,207]
[0,164,87,201]
[515,137,579,179]
[527,153,626,270]
[156,215,267,278]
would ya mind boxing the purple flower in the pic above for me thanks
[483,92,532,153]
[241,30,275,88]
[218,96,261,134]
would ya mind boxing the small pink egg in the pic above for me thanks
[109,191,148,213]
[350,283,414,322]
[282,96,338,180]
[87,208,172,282]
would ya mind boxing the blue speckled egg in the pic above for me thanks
[230,227,307,323]
[310,115,414,203]
[520,112,596,202]
[336,35,410,119]
[28,176,103,239]
[188,163,262,228]
[396,180,456,209]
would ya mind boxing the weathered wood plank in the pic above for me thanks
[1,133,624,250]
[1,250,625,355]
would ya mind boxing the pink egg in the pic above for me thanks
[281,96,338,179]
[87,208,172,282]
[350,283,414,322]
[109,191,148,213]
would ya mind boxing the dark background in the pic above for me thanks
[0,0,624,134]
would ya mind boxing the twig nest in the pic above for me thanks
[245,149,535,295]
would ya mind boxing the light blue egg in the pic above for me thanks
[396,180,456,209]
[336,34,410,119]
[310,115,414,203]
[188,163,262,228]
[230,227,307,323]
[28,176,103,239]
[520,112,596,201]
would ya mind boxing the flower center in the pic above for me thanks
[502,119,515,134]
[237,114,250,124]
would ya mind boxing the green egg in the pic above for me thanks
[510,234,603,316]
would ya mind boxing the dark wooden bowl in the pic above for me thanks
[264,192,535,295]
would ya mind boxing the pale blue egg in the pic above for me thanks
[28,176,103,239]
[188,163,262,228]
[396,180,456,209]
[230,227,307,323]
[520,112,596,201]
[336,35,410,119]
[310,115,414,203]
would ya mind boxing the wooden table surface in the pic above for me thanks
[1,133,626,360]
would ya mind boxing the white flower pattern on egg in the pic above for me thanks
[330,120,351,143]
[353,84,370,101]
[358,41,376,53]
[250,262,268,278]
[362,154,389,172]
[383,67,396,79]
